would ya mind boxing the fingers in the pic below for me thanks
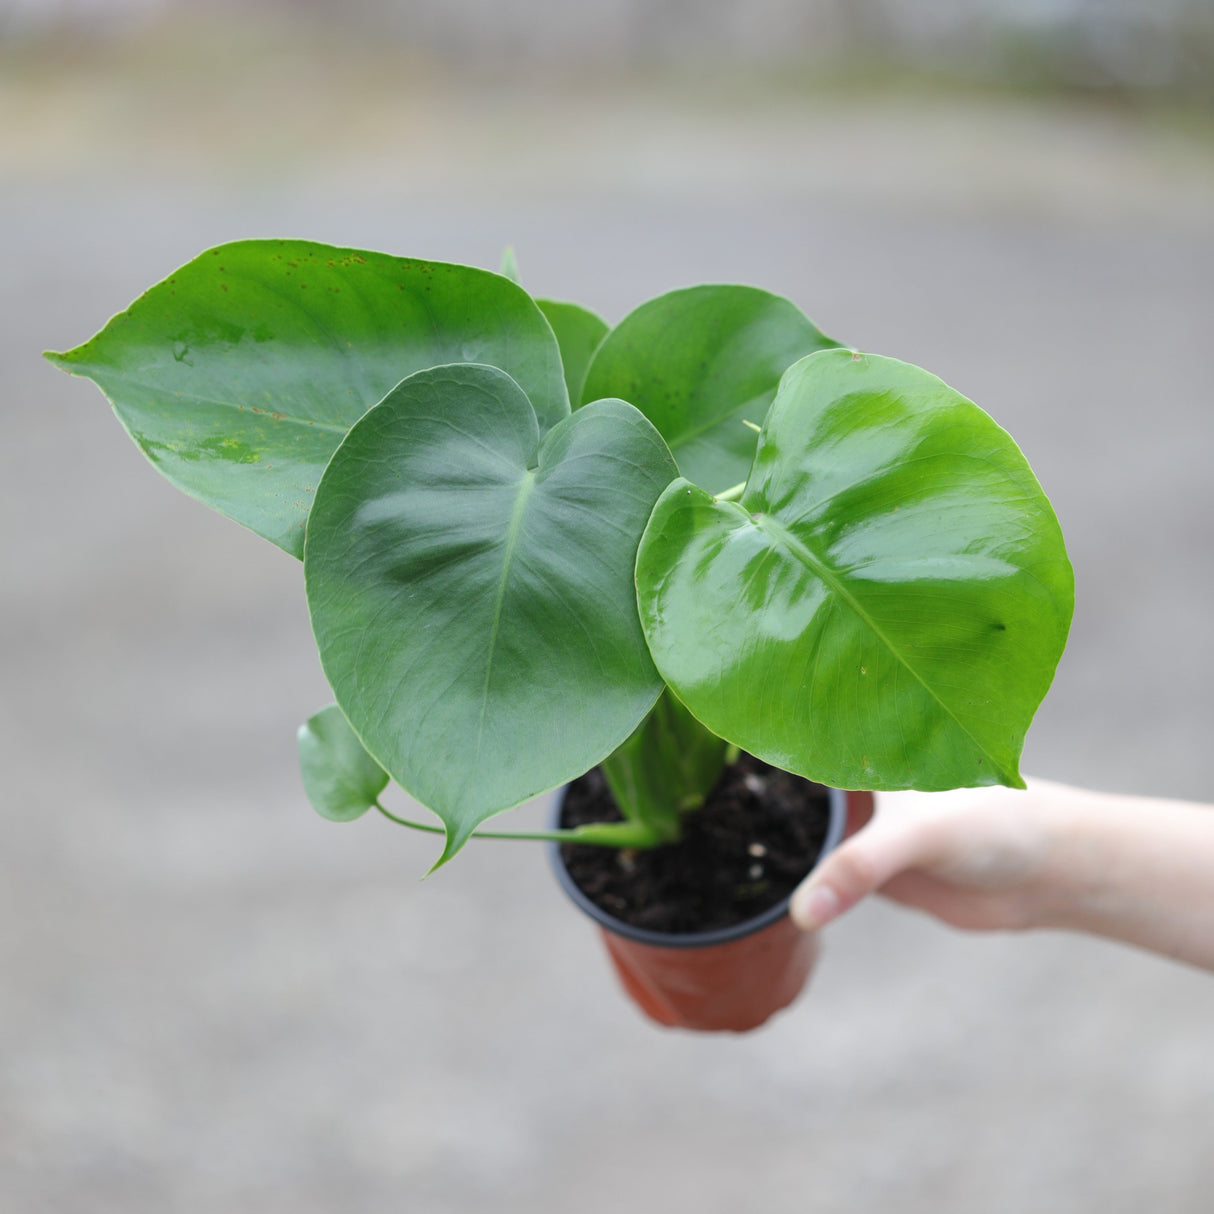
[789,814,939,930]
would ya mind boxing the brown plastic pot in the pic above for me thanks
[550,785,871,1033]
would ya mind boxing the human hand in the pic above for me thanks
[791,780,1071,933]
[791,778,1214,971]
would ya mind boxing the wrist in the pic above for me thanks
[1027,790,1117,933]
[1025,785,1214,970]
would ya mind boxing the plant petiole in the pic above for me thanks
[374,801,667,848]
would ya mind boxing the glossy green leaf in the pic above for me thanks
[636,350,1074,792]
[581,285,839,493]
[45,240,568,557]
[536,298,609,407]
[304,362,678,863]
[298,704,388,822]
[600,690,727,841]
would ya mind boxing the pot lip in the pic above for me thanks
[547,778,848,950]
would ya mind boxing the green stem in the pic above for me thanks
[715,481,746,502]
[373,801,666,848]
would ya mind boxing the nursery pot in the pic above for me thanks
[550,786,870,1033]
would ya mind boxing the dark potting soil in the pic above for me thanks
[559,754,831,935]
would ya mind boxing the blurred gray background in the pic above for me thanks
[3,2,1214,1211]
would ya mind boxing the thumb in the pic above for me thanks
[790,816,936,930]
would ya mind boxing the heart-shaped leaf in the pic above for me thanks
[636,350,1074,791]
[581,285,839,493]
[305,363,678,862]
[298,704,388,823]
[45,240,568,557]
[536,298,609,406]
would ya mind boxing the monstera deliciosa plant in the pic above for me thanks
[47,240,1073,874]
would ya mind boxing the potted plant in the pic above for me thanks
[46,239,1073,1031]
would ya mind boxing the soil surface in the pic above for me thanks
[558,754,831,934]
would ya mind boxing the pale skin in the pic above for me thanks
[790,779,1214,972]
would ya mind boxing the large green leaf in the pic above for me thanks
[297,704,388,823]
[45,240,568,557]
[304,362,678,863]
[636,350,1073,792]
[580,285,839,493]
[536,298,609,406]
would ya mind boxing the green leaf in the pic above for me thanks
[536,298,609,407]
[304,362,679,864]
[581,284,839,494]
[298,704,388,822]
[600,690,727,841]
[636,350,1074,792]
[45,240,569,558]
[499,245,521,284]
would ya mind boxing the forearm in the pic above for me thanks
[1033,789,1214,971]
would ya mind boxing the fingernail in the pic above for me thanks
[793,884,840,929]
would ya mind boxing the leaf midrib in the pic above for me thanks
[69,367,353,436]
[746,507,1013,782]
[474,469,538,760]
[667,392,767,453]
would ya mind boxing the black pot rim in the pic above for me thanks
[547,781,848,950]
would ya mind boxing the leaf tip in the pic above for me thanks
[991,758,1027,791]
[425,824,472,875]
